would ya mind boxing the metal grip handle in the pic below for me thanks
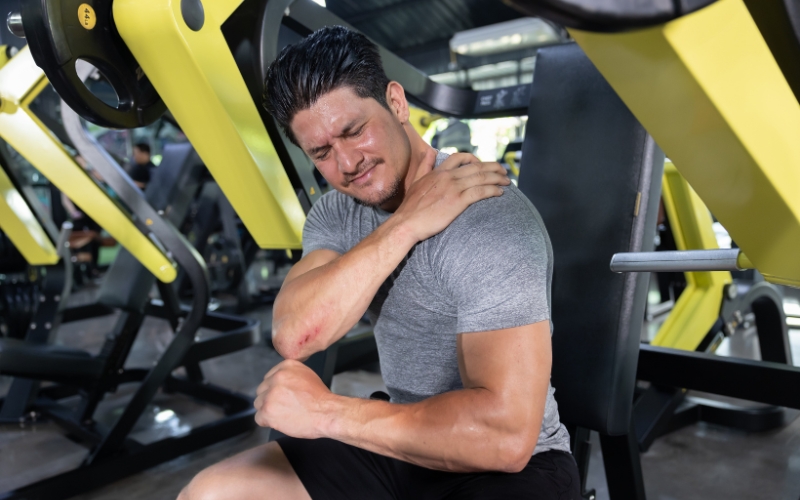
[610,248,750,273]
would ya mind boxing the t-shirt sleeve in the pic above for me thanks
[436,187,551,334]
[301,191,349,257]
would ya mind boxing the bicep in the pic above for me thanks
[281,248,341,288]
[457,322,552,425]
[439,200,551,334]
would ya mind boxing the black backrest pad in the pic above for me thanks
[518,44,664,435]
[98,143,205,311]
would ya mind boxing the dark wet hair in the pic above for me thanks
[263,26,391,145]
[134,142,151,154]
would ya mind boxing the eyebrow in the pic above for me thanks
[307,119,360,157]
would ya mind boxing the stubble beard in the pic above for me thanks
[346,158,403,209]
[352,173,402,209]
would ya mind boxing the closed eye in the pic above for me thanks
[315,148,330,161]
[347,124,365,138]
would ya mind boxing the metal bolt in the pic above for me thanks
[118,368,124,374]
[44,322,51,330]
[6,11,25,38]
[39,295,46,302]
[54,295,60,302]
[29,322,36,330]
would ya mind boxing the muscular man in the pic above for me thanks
[180,26,578,500]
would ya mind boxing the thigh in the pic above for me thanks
[443,451,581,500]
[180,441,311,500]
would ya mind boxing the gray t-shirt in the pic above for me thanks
[302,152,571,455]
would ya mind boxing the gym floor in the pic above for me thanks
[2,284,800,500]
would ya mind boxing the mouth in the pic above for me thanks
[348,161,380,187]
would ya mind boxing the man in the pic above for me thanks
[127,142,155,189]
[180,26,578,500]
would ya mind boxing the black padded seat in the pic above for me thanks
[0,338,103,384]
[519,43,663,436]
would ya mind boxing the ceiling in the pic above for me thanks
[326,0,528,74]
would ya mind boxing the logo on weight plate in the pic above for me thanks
[78,3,96,30]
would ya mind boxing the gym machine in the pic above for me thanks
[0,48,262,499]
[633,164,792,451]
[8,0,800,498]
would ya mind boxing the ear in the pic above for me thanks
[385,81,409,124]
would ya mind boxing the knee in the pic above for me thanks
[178,467,229,500]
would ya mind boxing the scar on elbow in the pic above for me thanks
[298,325,322,347]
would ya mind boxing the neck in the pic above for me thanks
[379,123,435,212]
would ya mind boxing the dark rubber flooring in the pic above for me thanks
[2,284,800,500]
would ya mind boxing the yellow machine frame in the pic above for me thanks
[0,160,58,264]
[0,47,176,281]
[114,0,305,250]
[571,0,800,287]
[651,163,732,350]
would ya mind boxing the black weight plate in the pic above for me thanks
[20,0,166,128]
[502,0,717,32]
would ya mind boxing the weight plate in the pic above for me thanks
[20,0,166,128]
[503,0,717,33]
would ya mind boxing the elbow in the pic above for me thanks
[271,323,320,361]
[271,330,305,360]
[496,432,538,473]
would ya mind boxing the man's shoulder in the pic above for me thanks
[446,183,545,237]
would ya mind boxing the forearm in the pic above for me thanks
[272,216,416,359]
[321,389,541,473]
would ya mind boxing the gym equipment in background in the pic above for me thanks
[11,0,800,498]
[0,60,262,500]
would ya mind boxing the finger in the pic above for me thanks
[456,171,511,190]
[452,162,508,180]
[460,184,505,204]
[477,161,506,174]
[255,410,270,428]
[438,152,480,171]
[256,380,268,398]
[263,359,290,380]
[254,391,265,410]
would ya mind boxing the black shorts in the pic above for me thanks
[277,437,581,500]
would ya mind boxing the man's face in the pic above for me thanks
[133,147,150,165]
[291,86,411,208]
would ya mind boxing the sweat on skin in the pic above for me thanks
[258,84,569,473]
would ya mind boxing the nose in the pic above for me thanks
[334,143,363,176]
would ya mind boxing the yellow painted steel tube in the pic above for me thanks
[0,164,59,264]
[651,163,732,350]
[113,0,305,249]
[571,0,800,287]
[0,47,176,281]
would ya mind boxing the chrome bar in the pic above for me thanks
[610,248,744,273]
